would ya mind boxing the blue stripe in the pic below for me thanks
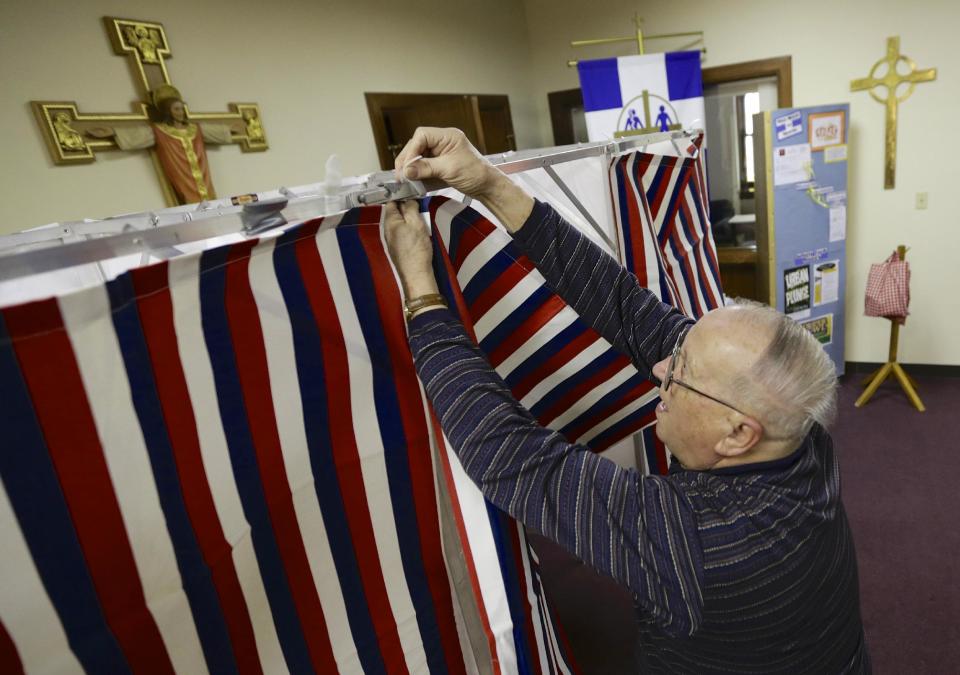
[445,204,487,265]
[664,51,703,100]
[589,402,659,454]
[642,424,664,475]
[105,275,239,675]
[557,373,649,438]
[477,285,555,356]
[272,226,387,675]
[527,349,621,420]
[337,228,449,674]
[460,247,515,307]
[485,506,537,674]
[503,321,589,390]
[0,313,131,674]
[615,157,636,273]
[577,57,623,112]
[197,245,314,673]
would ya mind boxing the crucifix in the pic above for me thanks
[31,17,268,206]
[850,36,936,190]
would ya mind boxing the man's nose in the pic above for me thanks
[651,357,669,385]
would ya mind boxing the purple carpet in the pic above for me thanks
[531,371,960,674]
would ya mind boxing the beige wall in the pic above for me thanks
[0,0,536,230]
[522,0,959,366]
[2,0,958,365]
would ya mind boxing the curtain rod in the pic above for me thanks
[0,129,700,282]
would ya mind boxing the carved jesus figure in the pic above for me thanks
[89,84,239,204]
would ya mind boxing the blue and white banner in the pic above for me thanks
[577,51,705,142]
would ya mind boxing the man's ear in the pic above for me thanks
[714,416,764,457]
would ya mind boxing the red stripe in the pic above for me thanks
[648,156,676,218]
[625,155,648,285]
[130,263,264,675]
[293,229,410,673]
[0,621,24,675]
[429,411,502,675]
[506,524,543,675]
[678,194,719,311]
[488,294,565,368]
[452,220,495,270]
[3,300,175,674]
[468,257,535,323]
[536,353,630,428]
[222,240,338,672]
[356,225,466,674]
[565,380,656,443]
[511,330,600,401]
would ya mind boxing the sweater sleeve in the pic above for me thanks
[511,200,693,378]
[409,308,704,637]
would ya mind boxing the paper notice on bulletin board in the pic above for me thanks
[814,260,840,306]
[784,264,812,318]
[774,143,812,186]
[829,205,846,242]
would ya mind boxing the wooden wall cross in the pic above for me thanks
[31,17,268,206]
[850,36,936,190]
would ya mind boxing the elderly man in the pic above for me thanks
[384,128,870,674]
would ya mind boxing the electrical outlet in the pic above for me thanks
[916,192,928,210]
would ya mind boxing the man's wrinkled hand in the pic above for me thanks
[394,127,501,199]
[383,201,439,298]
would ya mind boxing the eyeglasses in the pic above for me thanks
[662,325,749,417]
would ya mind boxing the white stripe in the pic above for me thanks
[168,254,288,674]
[456,234,509,289]
[519,336,607,410]
[576,387,660,445]
[440,431,519,674]
[473,269,541,340]
[58,284,208,675]
[494,306,580,379]
[433,199,470,251]
[247,237,362,674]
[0,484,85,675]
[513,522,551,673]
[546,363,637,431]
[318,229,428,673]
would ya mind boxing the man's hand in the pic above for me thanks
[394,127,535,233]
[394,127,498,198]
[383,201,440,299]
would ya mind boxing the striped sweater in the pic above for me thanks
[409,201,870,674]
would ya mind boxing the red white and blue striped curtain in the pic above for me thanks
[607,135,724,473]
[609,135,723,319]
[0,199,590,674]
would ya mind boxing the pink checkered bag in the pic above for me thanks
[865,249,910,324]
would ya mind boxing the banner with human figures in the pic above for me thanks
[577,51,705,142]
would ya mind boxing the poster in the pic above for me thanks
[784,264,811,317]
[800,314,833,345]
[775,111,803,140]
[814,260,840,306]
[808,111,846,150]
[774,143,812,186]
[829,206,846,242]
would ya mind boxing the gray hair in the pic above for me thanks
[726,300,837,441]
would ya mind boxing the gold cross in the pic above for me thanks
[850,36,936,189]
[31,17,267,205]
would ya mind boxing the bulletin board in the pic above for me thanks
[755,104,849,374]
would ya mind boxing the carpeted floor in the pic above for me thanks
[532,371,960,674]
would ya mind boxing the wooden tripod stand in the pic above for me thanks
[854,245,925,411]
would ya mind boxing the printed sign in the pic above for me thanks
[775,111,803,140]
[808,111,846,151]
[824,144,848,163]
[800,314,833,345]
[814,260,840,305]
[784,264,812,317]
[774,143,812,186]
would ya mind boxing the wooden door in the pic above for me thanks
[366,92,514,170]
